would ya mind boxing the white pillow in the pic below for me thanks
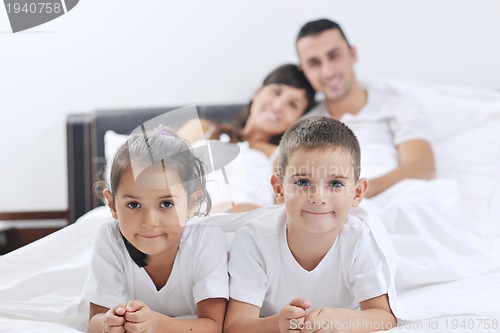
[103,130,128,185]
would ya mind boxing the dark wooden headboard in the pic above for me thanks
[66,104,245,223]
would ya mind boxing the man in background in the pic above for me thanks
[296,19,435,197]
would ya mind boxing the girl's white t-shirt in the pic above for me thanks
[82,216,229,317]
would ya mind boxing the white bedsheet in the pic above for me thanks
[1,206,499,332]
[2,79,500,332]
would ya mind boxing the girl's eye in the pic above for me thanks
[295,179,310,187]
[160,201,174,208]
[329,180,344,188]
[126,202,141,209]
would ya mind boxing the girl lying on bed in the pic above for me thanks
[177,64,316,213]
[82,127,228,333]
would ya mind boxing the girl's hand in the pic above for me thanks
[278,297,311,333]
[102,304,127,333]
[123,300,156,333]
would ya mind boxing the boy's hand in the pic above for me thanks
[278,297,312,332]
[102,304,127,333]
[123,300,156,333]
[302,307,351,333]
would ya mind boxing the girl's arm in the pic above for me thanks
[88,302,127,333]
[223,298,280,333]
[89,298,226,333]
[122,298,227,333]
[300,294,396,333]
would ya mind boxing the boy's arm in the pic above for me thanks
[223,299,279,333]
[365,139,435,198]
[301,294,396,333]
[224,297,311,333]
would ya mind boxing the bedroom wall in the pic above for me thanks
[1,0,499,212]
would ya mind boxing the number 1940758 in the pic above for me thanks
[6,2,62,14]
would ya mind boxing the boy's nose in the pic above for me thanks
[308,187,327,205]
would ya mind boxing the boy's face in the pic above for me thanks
[274,148,366,235]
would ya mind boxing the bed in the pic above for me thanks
[1,79,500,332]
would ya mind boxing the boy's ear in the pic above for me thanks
[103,189,118,220]
[352,177,369,207]
[270,173,284,204]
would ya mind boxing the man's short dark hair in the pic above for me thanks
[296,18,351,48]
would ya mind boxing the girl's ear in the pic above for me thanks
[270,173,285,204]
[188,189,203,213]
[352,177,369,207]
[103,189,118,220]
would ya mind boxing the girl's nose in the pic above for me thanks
[142,210,160,229]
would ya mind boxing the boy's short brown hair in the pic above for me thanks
[278,116,361,180]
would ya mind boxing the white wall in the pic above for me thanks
[1,0,499,212]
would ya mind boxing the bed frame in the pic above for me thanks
[66,104,245,223]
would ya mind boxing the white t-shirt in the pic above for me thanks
[82,217,229,317]
[307,84,432,179]
[228,205,397,317]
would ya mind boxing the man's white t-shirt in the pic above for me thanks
[307,83,432,179]
[82,217,229,317]
[228,205,397,317]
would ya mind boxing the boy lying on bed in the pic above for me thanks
[224,116,398,333]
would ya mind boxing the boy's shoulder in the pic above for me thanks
[342,207,379,235]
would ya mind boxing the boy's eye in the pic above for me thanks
[329,180,344,188]
[126,202,141,209]
[295,179,310,187]
[160,201,174,208]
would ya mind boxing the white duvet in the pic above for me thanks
[1,79,500,332]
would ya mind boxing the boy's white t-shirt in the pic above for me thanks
[82,216,229,317]
[228,205,397,317]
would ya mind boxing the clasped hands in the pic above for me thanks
[103,300,156,333]
[278,297,350,333]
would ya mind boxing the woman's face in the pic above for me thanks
[247,83,309,139]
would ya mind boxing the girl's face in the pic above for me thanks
[246,83,309,138]
[105,167,196,260]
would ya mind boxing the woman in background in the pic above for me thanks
[178,64,316,213]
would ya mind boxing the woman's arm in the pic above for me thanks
[177,118,216,143]
[365,139,435,198]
